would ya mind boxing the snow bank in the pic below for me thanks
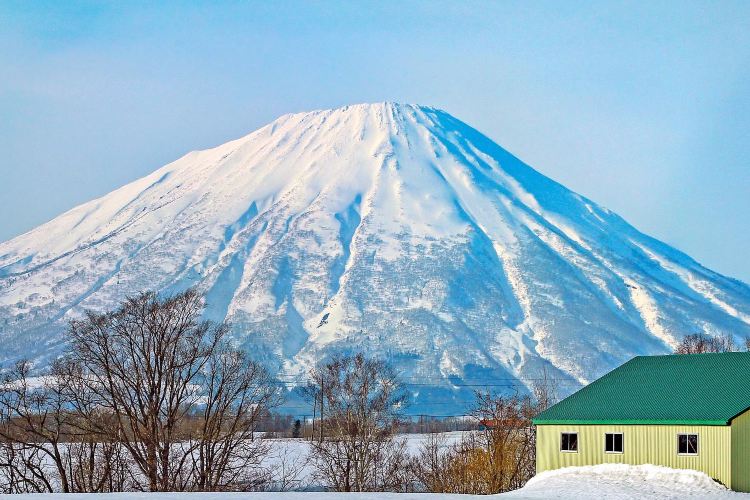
[504,463,743,499]
[7,463,747,499]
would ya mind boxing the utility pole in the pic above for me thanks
[319,374,324,444]
[311,399,316,442]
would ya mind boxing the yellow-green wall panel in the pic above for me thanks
[536,424,732,488]
[731,410,750,492]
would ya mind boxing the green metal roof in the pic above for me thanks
[533,352,750,426]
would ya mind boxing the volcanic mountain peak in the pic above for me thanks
[2,103,749,413]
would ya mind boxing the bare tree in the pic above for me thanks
[0,440,52,493]
[61,288,280,492]
[675,333,738,354]
[532,367,557,413]
[409,432,453,492]
[0,360,72,493]
[264,441,310,491]
[64,436,131,493]
[411,372,558,495]
[473,391,538,491]
[0,360,133,493]
[186,347,280,491]
[410,393,536,494]
[304,354,408,492]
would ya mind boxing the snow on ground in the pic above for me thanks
[502,464,745,499]
[5,464,746,499]
[259,433,467,490]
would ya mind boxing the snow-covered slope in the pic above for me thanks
[2,103,750,412]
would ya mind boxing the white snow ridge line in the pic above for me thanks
[1,103,750,414]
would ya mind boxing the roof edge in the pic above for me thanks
[532,419,729,426]
[727,405,750,424]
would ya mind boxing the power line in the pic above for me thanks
[271,374,581,381]
[267,380,581,388]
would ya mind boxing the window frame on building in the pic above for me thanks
[604,432,624,454]
[677,433,699,456]
[560,432,578,453]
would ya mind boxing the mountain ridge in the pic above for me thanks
[2,102,749,412]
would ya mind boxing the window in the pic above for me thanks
[678,434,698,455]
[605,433,623,453]
[561,432,578,452]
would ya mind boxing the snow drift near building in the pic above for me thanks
[503,463,743,499]
[1,103,750,412]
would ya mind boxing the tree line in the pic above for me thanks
[1,287,567,493]
[674,332,750,354]
[1,290,281,492]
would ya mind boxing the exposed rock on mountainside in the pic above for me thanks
[2,103,749,412]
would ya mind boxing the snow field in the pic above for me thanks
[4,463,744,499]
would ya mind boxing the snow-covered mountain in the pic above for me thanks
[2,103,750,413]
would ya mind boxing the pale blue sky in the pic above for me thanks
[1,1,749,281]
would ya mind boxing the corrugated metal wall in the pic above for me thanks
[731,410,750,492]
[536,424,732,487]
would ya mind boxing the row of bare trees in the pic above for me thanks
[303,354,410,492]
[0,289,280,493]
[675,332,750,354]
[301,354,557,494]
[1,288,559,494]
[410,379,554,494]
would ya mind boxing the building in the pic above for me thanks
[532,352,750,492]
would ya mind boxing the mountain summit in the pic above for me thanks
[2,103,749,411]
